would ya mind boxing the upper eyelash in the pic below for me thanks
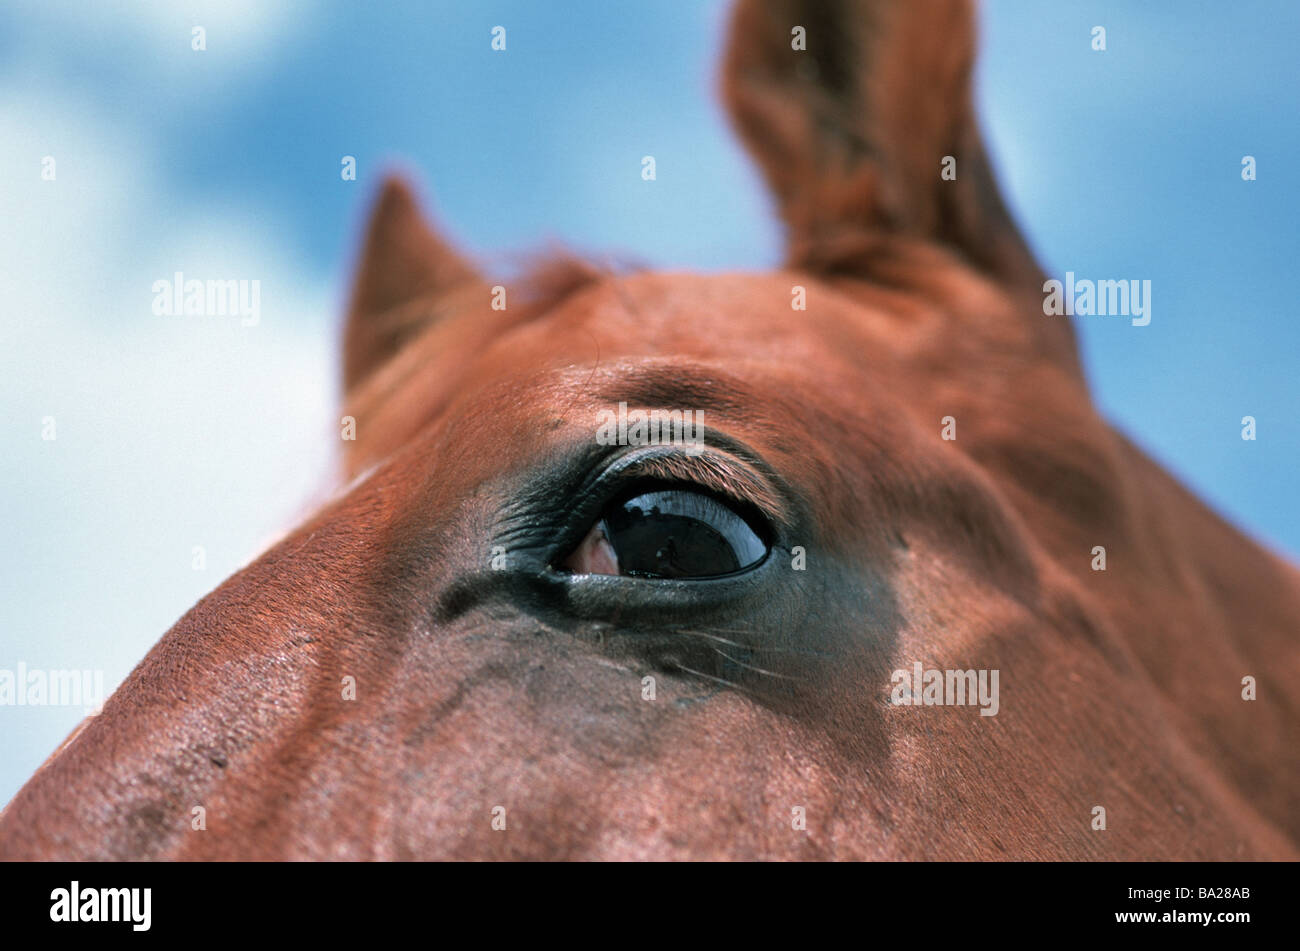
[611,453,787,528]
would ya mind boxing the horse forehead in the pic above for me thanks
[548,270,853,340]
[476,270,907,389]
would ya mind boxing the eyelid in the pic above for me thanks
[610,451,787,532]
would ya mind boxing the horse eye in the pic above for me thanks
[562,489,768,579]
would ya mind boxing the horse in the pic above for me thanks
[2,0,1296,860]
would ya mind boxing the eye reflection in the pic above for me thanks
[562,489,768,579]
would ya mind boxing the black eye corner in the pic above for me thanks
[557,479,772,581]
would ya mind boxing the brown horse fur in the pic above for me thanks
[2,0,1296,860]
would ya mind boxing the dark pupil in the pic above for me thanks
[602,490,762,579]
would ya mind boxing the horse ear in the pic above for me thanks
[722,0,1041,285]
[343,175,480,392]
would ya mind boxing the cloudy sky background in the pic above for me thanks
[2,0,1297,806]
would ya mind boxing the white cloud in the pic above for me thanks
[0,2,336,808]
[7,0,308,83]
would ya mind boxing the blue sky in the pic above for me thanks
[1,0,1297,806]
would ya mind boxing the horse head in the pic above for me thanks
[3,0,1296,860]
